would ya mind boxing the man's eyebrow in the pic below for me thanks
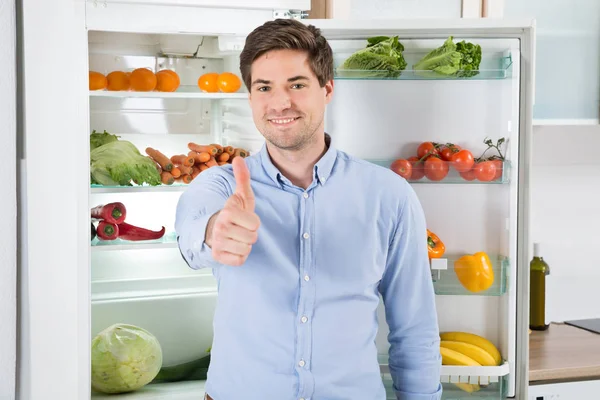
[251,79,270,86]
[288,76,309,82]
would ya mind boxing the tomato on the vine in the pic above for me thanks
[450,149,475,173]
[408,156,425,180]
[460,168,477,181]
[490,159,503,181]
[473,161,496,182]
[424,157,449,181]
[440,144,461,161]
[417,142,439,159]
[390,159,412,179]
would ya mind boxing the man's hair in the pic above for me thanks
[239,19,334,91]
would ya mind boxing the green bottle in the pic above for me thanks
[530,243,550,331]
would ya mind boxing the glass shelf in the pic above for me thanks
[91,184,188,193]
[91,231,178,251]
[335,56,512,81]
[368,159,511,184]
[431,256,509,296]
[89,85,248,99]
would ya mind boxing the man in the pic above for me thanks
[175,18,442,400]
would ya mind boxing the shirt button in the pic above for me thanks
[298,359,305,367]
[303,192,309,199]
[303,232,309,239]
[301,316,308,323]
[304,275,310,281]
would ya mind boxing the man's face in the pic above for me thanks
[248,49,333,151]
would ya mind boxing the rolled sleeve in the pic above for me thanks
[175,170,231,270]
[380,182,442,400]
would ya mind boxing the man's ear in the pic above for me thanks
[324,79,334,104]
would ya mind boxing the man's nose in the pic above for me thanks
[270,89,291,112]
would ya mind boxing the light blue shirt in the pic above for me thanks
[175,135,442,400]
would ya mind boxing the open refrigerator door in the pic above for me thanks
[81,7,533,400]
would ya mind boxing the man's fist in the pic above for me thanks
[206,156,260,266]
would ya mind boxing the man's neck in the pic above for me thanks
[266,132,328,190]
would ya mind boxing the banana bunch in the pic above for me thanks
[439,331,503,393]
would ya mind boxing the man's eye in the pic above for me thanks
[257,86,270,92]
[292,84,305,89]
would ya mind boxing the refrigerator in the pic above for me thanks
[19,1,534,399]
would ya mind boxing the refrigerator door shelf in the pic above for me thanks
[91,184,188,193]
[90,88,248,100]
[433,255,509,296]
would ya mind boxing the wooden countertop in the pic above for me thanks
[529,322,600,382]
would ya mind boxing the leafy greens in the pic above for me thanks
[338,36,407,78]
[413,36,482,78]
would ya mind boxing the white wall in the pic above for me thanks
[0,0,17,398]
[530,125,600,323]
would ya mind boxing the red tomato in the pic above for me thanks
[390,159,412,179]
[459,168,477,181]
[491,159,503,181]
[440,145,461,161]
[474,161,496,182]
[417,142,439,159]
[450,149,475,173]
[407,156,425,180]
[424,157,449,181]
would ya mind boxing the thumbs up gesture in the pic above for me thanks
[207,157,261,266]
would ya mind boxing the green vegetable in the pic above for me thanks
[90,140,162,186]
[90,130,120,151]
[413,36,482,78]
[153,354,211,382]
[91,324,163,394]
[337,36,407,78]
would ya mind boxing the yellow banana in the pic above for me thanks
[440,347,480,366]
[440,332,502,365]
[453,382,481,393]
[440,340,497,366]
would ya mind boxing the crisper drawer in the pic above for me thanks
[381,363,510,400]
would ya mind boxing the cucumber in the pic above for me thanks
[153,354,211,382]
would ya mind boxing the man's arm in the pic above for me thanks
[175,170,230,270]
[379,185,442,400]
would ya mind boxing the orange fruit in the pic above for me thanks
[156,70,180,92]
[89,71,107,90]
[217,72,242,93]
[198,72,219,93]
[130,68,157,91]
[106,71,130,91]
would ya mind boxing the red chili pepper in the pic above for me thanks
[117,222,166,241]
[97,221,119,240]
[91,202,127,224]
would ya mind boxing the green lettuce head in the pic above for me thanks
[337,36,407,78]
[91,323,163,394]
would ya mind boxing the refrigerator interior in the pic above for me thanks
[88,29,521,400]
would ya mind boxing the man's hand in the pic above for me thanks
[206,156,260,266]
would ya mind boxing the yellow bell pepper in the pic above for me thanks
[453,252,495,293]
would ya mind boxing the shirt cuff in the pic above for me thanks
[395,383,443,400]
[177,206,225,270]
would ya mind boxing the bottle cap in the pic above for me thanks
[533,242,541,257]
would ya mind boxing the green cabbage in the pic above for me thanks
[90,139,162,186]
[91,324,163,394]
[413,36,482,78]
[337,36,407,78]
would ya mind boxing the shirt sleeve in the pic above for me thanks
[379,183,443,400]
[175,169,231,270]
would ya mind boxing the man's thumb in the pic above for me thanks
[232,156,255,210]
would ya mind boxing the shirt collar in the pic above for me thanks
[259,133,337,188]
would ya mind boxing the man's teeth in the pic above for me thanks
[271,118,296,124]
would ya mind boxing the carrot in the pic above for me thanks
[218,161,228,166]
[177,174,192,184]
[171,154,194,167]
[199,164,209,172]
[176,164,193,175]
[192,168,201,179]
[205,156,218,168]
[146,147,173,171]
[161,171,174,185]
[148,156,162,173]
[233,148,248,158]
[210,143,223,155]
[170,167,181,178]
[218,152,230,162]
[188,143,218,155]
[188,151,211,164]
[223,146,235,156]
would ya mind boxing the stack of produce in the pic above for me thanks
[89,68,181,92]
[91,202,166,242]
[439,331,503,393]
